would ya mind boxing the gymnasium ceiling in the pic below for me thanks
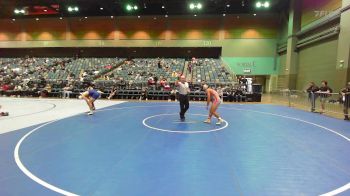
[0,0,289,19]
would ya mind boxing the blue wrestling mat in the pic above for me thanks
[1,102,350,195]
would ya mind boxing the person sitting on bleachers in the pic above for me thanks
[148,76,155,86]
[234,87,245,102]
[160,78,171,91]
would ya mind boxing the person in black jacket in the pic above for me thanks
[306,82,319,112]
[340,82,350,120]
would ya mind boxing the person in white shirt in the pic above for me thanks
[175,75,190,121]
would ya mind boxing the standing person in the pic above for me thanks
[306,82,319,112]
[340,82,350,120]
[175,75,190,121]
[203,84,224,125]
[317,81,332,113]
[79,86,101,115]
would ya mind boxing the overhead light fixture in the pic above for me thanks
[162,5,165,9]
[189,2,202,10]
[194,14,197,17]
[189,3,195,10]
[126,4,139,11]
[100,7,104,10]
[256,2,262,8]
[59,17,63,20]
[36,18,39,21]
[14,9,25,14]
[44,9,47,12]
[137,15,141,18]
[111,16,114,19]
[264,2,270,8]
[253,13,257,16]
[255,1,270,8]
[12,18,16,21]
[68,6,79,12]
[223,13,226,16]
[84,16,88,19]
[165,14,168,18]
[226,4,230,7]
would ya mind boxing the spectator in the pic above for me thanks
[140,87,148,101]
[233,87,244,102]
[306,82,319,112]
[317,81,332,113]
[340,82,350,120]
[62,84,73,99]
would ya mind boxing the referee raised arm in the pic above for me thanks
[175,75,190,121]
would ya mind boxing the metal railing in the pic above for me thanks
[270,89,348,117]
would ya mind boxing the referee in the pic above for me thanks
[176,75,190,121]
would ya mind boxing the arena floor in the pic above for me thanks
[1,98,350,195]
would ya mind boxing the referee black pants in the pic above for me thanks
[179,94,189,118]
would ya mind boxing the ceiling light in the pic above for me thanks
[264,2,270,8]
[189,3,195,10]
[253,13,257,16]
[100,7,104,10]
[59,17,63,20]
[256,2,262,8]
[36,18,39,21]
[126,4,138,11]
[226,4,230,7]
[126,5,132,11]
[162,5,165,9]
[223,13,226,16]
[255,1,270,9]
[137,15,140,18]
[14,9,25,14]
[197,3,202,9]
[68,6,79,12]
[44,9,47,12]
[12,18,16,21]
[165,14,168,18]
[111,16,114,19]
[194,14,197,17]
[84,16,88,19]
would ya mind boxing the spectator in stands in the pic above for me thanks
[317,80,332,113]
[62,84,73,99]
[234,87,244,102]
[1,83,10,91]
[169,88,178,102]
[158,59,162,69]
[240,76,248,90]
[135,73,142,81]
[140,87,148,101]
[188,63,192,74]
[340,82,350,121]
[306,82,319,112]
[171,71,177,78]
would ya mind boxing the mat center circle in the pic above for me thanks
[142,113,228,133]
